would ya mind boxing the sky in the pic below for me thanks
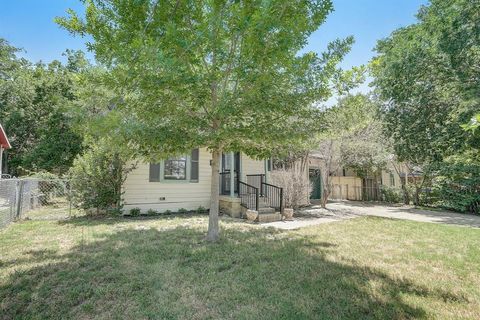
[0,0,427,77]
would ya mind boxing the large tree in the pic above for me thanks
[372,0,479,205]
[0,40,85,176]
[57,0,352,240]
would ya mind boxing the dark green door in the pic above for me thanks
[309,169,322,199]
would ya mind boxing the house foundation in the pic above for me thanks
[219,196,242,218]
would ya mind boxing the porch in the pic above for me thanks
[218,152,283,222]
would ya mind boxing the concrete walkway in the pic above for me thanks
[262,200,480,230]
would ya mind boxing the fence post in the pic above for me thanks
[280,188,284,214]
[15,180,24,219]
[68,180,72,217]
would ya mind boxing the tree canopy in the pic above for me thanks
[0,39,86,176]
[57,0,352,240]
[372,0,479,167]
[372,0,480,210]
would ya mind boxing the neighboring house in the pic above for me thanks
[0,124,11,178]
[307,153,409,201]
[122,149,283,222]
[306,154,362,201]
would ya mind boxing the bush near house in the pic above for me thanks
[69,141,135,215]
[270,167,311,209]
[380,185,403,204]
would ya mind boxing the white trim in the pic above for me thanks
[230,152,235,197]
[151,154,193,183]
[0,145,3,177]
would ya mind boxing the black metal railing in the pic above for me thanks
[238,181,259,211]
[261,182,283,213]
[246,174,265,196]
[219,171,239,195]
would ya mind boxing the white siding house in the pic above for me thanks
[122,148,268,213]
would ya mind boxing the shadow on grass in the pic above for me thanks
[0,225,464,319]
[59,212,210,227]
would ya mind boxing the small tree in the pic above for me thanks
[314,93,388,208]
[315,138,341,208]
[58,0,352,240]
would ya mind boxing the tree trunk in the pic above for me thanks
[401,183,410,205]
[392,161,410,205]
[320,169,330,209]
[321,187,329,208]
[206,148,221,242]
[413,187,420,206]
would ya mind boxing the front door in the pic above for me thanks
[222,152,240,173]
[221,152,240,194]
[309,169,322,199]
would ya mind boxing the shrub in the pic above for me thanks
[69,140,136,215]
[196,206,208,214]
[146,209,159,216]
[430,151,480,214]
[380,186,402,203]
[163,209,172,215]
[270,164,311,209]
[178,208,188,214]
[129,207,141,216]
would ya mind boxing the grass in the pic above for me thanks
[0,214,479,319]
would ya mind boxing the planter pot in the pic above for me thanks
[246,210,258,222]
[283,208,294,220]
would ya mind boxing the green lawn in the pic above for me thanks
[1,214,479,319]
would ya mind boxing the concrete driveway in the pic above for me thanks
[263,200,480,230]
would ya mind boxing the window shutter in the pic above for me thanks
[190,149,199,182]
[149,163,160,182]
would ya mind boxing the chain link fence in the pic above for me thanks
[0,178,75,228]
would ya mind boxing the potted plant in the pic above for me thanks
[283,208,294,220]
[246,210,258,222]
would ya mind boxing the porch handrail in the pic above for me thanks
[261,182,284,214]
[238,181,259,211]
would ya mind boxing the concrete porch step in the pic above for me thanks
[258,207,275,214]
[257,212,282,223]
[244,195,271,208]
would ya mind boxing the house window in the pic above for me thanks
[164,156,187,180]
[390,173,395,187]
[149,148,199,182]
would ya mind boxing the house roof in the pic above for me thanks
[0,124,11,149]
